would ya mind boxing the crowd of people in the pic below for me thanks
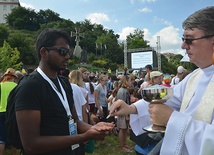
[0,62,189,155]
[1,6,214,155]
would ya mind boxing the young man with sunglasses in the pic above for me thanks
[15,28,114,155]
[109,6,214,155]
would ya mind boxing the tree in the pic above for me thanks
[0,24,9,47]
[0,41,23,72]
[6,6,39,31]
[39,19,75,49]
[70,20,123,65]
[37,9,62,25]
[96,32,121,62]
[126,29,149,49]
[161,54,177,74]
[8,31,37,65]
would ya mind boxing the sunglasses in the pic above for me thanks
[45,47,72,56]
[182,34,214,45]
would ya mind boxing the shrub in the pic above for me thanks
[92,59,108,68]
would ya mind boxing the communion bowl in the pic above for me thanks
[142,85,173,103]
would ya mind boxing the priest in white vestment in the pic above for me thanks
[109,6,214,155]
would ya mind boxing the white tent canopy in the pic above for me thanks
[180,53,190,62]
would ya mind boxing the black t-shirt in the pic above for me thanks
[15,71,76,155]
[50,77,63,97]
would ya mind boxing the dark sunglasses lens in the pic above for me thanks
[185,39,192,45]
[58,48,71,56]
[182,38,192,45]
[61,49,67,55]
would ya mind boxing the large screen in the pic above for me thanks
[131,51,153,69]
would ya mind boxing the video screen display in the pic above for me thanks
[131,51,153,69]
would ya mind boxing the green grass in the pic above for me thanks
[5,133,136,155]
[86,133,136,155]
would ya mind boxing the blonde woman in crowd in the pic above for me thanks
[69,70,89,124]
[79,67,90,88]
[94,74,109,122]
[116,75,133,152]
[69,70,90,155]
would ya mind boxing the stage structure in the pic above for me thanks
[124,36,161,71]
[156,36,161,71]
[124,41,128,68]
[124,47,158,71]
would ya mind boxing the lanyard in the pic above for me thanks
[37,67,71,117]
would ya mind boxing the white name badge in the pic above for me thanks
[69,119,79,150]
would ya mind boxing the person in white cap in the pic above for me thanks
[109,6,214,155]
[137,71,163,96]
[170,66,188,86]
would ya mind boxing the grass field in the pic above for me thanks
[86,133,136,155]
[5,133,136,155]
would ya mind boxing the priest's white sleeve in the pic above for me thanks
[129,99,151,136]
[199,121,214,155]
[161,111,214,155]
[160,111,191,155]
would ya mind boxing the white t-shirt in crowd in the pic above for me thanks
[85,82,96,104]
[70,83,86,121]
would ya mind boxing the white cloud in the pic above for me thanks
[154,16,171,26]
[146,26,184,55]
[86,13,110,25]
[118,27,136,41]
[130,0,135,4]
[142,28,152,42]
[118,26,185,55]
[150,26,181,45]
[141,0,157,3]
[138,7,152,13]
[20,2,35,10]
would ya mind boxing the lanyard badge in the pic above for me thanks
[68,116,79,150]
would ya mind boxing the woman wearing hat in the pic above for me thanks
[0,68,18,155]
[137,71,163,97]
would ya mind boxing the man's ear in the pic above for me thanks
[212,51,214,65]
[211,36,214,45]
[40,47,48,57]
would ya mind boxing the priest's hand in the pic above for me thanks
[109,99,137,117]
[148,103,173,126]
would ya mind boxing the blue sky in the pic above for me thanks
[19,0,213,55]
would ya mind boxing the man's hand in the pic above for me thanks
[91,122,115,132]
[85,122,115,140]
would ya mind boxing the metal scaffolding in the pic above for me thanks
[156,36,161,71]
[124,41,128,68]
